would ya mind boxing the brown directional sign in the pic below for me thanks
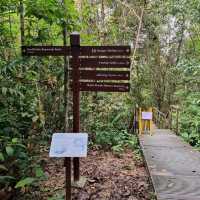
[22,46,71,56]
[77,58,130,68]
[70,70,130,80]
[22,33,131,200]
[80,46,131,56]
[22,45,131,57]
[78,82,130,92]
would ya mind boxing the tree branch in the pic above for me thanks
[116,0,141,21]
[131,7,144,72]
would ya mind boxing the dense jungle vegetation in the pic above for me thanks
[0,0,200,199]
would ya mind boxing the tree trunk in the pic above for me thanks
[19,0,25,45]
[101,0,106,43]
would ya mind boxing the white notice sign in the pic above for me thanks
[49,133,88,157]
[142,112,153,120]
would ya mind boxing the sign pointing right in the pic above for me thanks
[78,82,130,92]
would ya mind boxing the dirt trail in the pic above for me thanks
[40,149,154,200]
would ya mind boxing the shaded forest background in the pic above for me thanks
[0,0,200,198]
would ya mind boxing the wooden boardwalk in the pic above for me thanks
[139,128,200,200]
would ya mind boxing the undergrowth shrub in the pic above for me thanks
[92,127,139,153]
[0,133,45,196]
[179,93,200,148]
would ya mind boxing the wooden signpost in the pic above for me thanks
[78,82,130,92]
[76,58,130,68]
[70,70,130,80]
[22,32,131,200]
[21,46,71,56]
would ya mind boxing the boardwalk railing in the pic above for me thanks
[152,106,180,134]
[169,105,180,135]
[131,106,180,134]
[152,107,169,129]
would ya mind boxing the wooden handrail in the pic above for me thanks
[132,106,180,134]
[152,107,168,129]
[152,106,180,134]
[169,105,180,135]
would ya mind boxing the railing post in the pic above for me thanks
[139,108,142,134]
[169,108,172,130]
[156,111,158,127]
[149,107,153,135]
[176,109,179,135]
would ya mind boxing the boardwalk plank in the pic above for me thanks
[139,129,200,200]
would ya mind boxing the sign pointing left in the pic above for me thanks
[22,46,71,56]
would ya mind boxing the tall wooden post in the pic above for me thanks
[70,33,80,182]
[64,158,71,200]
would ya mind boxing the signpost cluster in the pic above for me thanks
[22,33,131,200]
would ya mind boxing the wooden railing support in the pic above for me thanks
[169,105,180,135]
[152,107,168,129]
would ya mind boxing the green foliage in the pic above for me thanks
[25,0,78,28]
[179,93,200,147]
[93,127,139,153]
[175,59,200,148]
[0,133,45,192]
[15,177,36,189]
[2,0,200,198]
[0,134,28,188]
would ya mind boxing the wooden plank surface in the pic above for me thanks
[139,129,200,200]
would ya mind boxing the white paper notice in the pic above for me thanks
[142,112,153,120]
[49,133,88,157]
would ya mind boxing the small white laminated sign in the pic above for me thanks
[49,133,88,157]
[142,112,153,120]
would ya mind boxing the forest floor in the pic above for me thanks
[39,148,155,200]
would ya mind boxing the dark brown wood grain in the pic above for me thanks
[69,70,130,80]
[22,45,131,57]
[80,46,131,56]
[75,58,131,68]
[78,82,130,92]
[21,46,71,56]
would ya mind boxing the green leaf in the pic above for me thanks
[6,146,14,156]
[12,138,18,144]
[0,176,15,183]
[2,87,7,95]
[35,167,44,178]
[15,177,35,188]
[32,116,39,122]
[16,144,26,149]
[0,164,8,171]
[0,153,4,161]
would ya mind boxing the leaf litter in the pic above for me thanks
[40,149,155,200]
